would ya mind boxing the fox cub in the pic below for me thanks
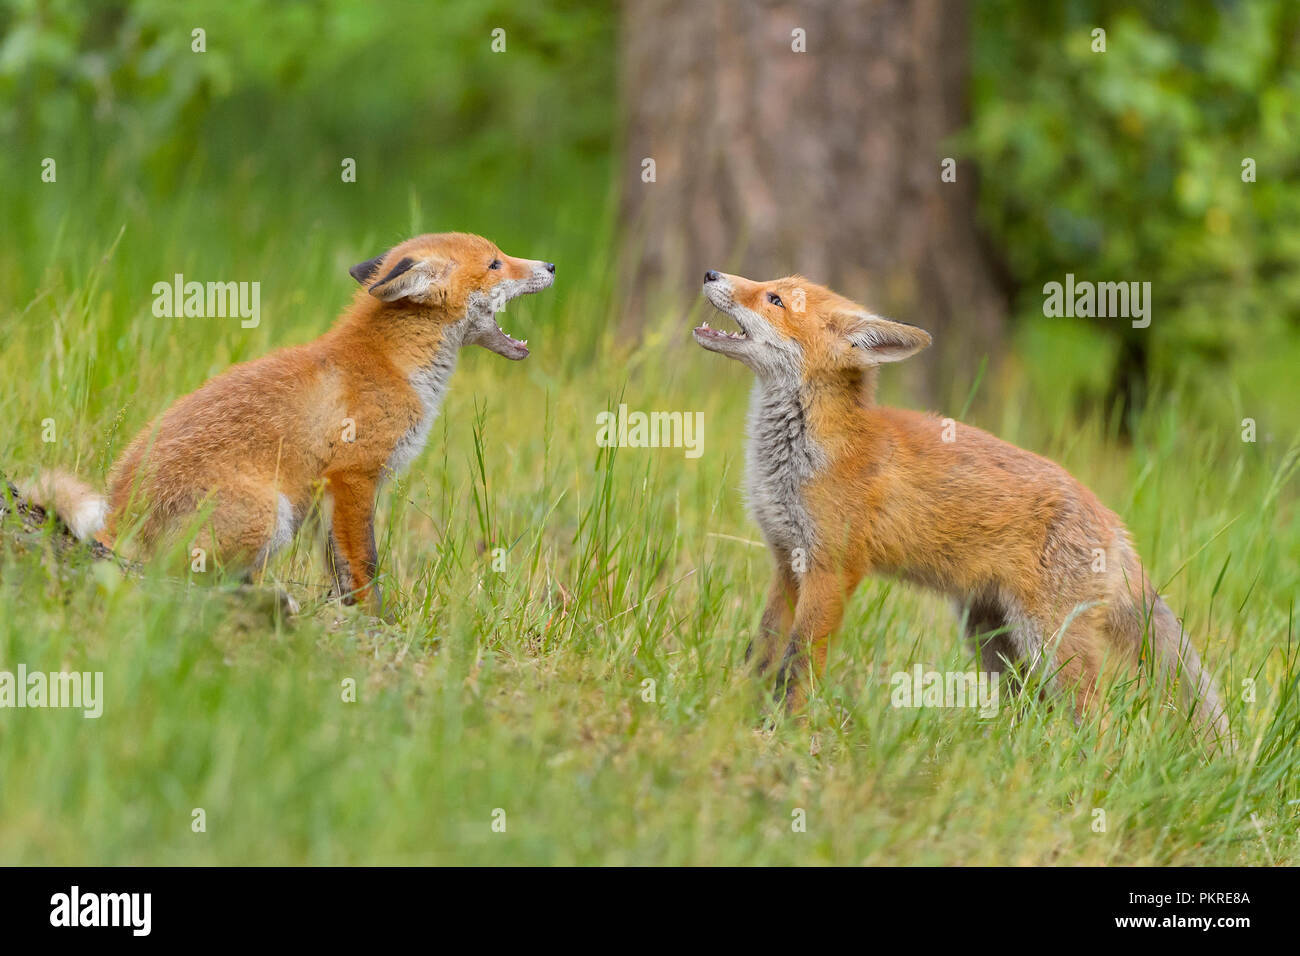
[696,269,1229,745]
[24,232,555,615]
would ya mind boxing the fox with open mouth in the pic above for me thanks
[696,268,1229,749]
[23,232,555,617]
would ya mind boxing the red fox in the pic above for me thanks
[695,269,1230,747]
[23,232,555,615]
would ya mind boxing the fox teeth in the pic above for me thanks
[702,320,711,329]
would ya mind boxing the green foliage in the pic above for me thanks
[2,295,1298,861]
[0,0,616,306]
[967,0,1300,397]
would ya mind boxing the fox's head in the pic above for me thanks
[349,232,555,360]
[695,270,930,381]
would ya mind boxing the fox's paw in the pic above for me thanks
[331,584,397,625]
[232,583,300,626]
[772,644,811,714]
[273,586,301,618]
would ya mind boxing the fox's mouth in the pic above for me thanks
[467,271,555,361]
[693,318,748,344]
[695,279,752,355]
[475,320,530,361]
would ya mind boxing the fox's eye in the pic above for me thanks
[489,259,503,270]
[766,292,784,308]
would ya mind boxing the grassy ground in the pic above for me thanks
[1,207,1298,865]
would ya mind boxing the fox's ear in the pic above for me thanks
[841,312,932,364]
[367,256,453,305]
[349,253,388,285]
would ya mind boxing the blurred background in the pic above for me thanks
[1,0,1298,429]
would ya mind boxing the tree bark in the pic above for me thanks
[619,0,1007,400]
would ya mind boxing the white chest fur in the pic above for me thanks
[744,380,825,559]
[385,323,465,476]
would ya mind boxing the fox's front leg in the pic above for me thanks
[774,566,861,711]
[323,529,350,602]
[325,471,385,616]
[747,561,798,674]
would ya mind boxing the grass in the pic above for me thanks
[1,206,1298,866]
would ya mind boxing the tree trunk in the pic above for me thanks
[619,0,1007,401]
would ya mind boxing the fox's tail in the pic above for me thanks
[17,469,108,542]
[1147,592,1233,753]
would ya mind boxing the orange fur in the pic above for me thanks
[36,232,555,615]
[697,270,1229,748]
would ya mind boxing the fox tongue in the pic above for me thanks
[477,323,529,360]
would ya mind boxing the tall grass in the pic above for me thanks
[0,203,1296,865]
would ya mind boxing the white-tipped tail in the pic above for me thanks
[1150,595,1233,753]
[18,469,108,541]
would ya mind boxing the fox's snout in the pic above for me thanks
[497,256,556,287]
[467,254,556,361]
[695,268,931,375]
[485,257,556,303]
[700,269,737,310]
[347,233,556,362]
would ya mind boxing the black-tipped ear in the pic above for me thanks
[367,256,421,302]
[349,253,388,285]
[370,257,415,289]
[842,312,932,364]
[366,255,454,305]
